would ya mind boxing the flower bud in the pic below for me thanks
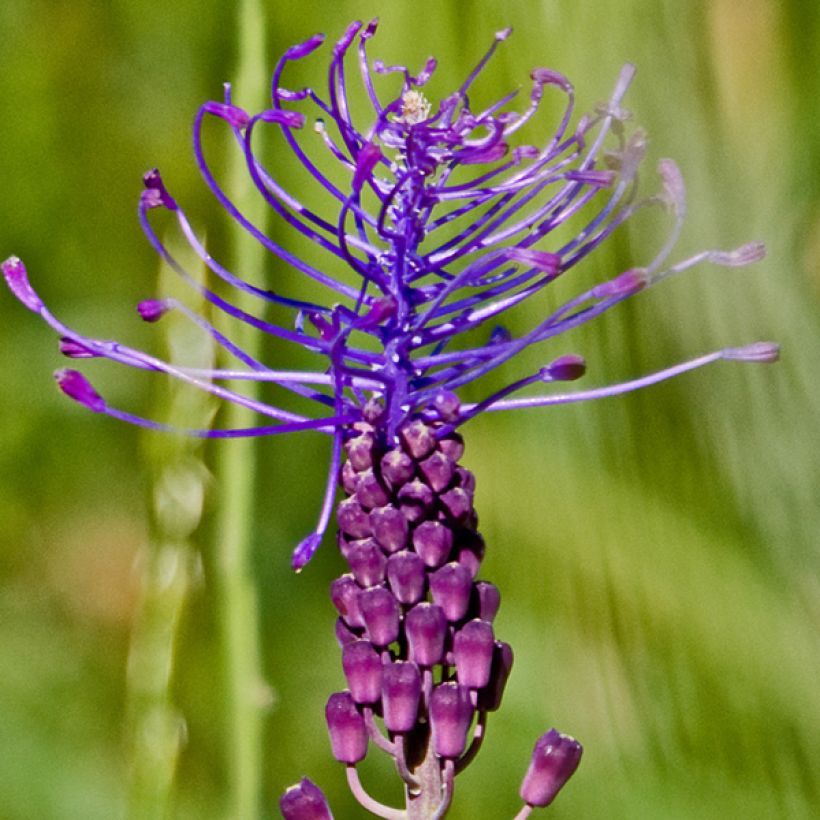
[430,563,473,621]
[453,619,495,688]
[412,520,454,567]
[386,551,426,604]
[325,692,368,764]
[405,602,447,666]
[342,640,383,704]
[345,539,387,587]
[519,729,582,807]
[358,586,400,646]
[369,505,409,553]
[279,777,333,820]
[430,682,473,758]
[477,641,514,712]
[382,661,421,733]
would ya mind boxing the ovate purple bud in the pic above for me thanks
[386,551,426,604]
[346,539,387,587]
[369,505,409,553]
[142,168,178,210]
[353,143,384,192]
[399,419,437,460]
[418,451,455,493]
[397,479,435,523]
[382,661,421,733]
[335,617,358,647]
[706,241,766,267]
[355,469,389,509]
[430,562,473,621]
[137,299,173,323]
[591,268,649,299]
[59,337,98,359]
[292,532,322,571]
[437,432,465,462]
[204,101,250,129]
[345,433,376,471]
[721,341,780,363]
[259,109,306,128]
[433,390,461,422]
[430,683,473,758]
[453,619,495,688]
[472,581,501,622]
[519,729,583,808]
[439,487,472,524]
[405,602,447,665]
[412,520,454,568]
[478,641,514,712]
[358,586,400,646]
[54,369,105,413]
[330,575,365,629]
[380,449,415,489]
[337,498,372,539]
[342,640,383,704]
[279,777,333,820]
[2,256,42,312]
[284,33,325,60]
[542,354,586,382]
[455,529,485,577]
[504,247,562,277]
[325,691,368,764]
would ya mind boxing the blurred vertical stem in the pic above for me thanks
[214,1,269,818]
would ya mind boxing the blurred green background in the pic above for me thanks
[1,1,819,818]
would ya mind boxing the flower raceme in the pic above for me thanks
[3,20,777,818]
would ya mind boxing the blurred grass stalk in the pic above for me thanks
[212,1,270,818]
[126,247,213,816]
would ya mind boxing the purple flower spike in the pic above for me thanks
[453,619,495,688]
[519,729,583,808]
[279,777,333,820]
[430,682,474,758]
[382,661,421,733]
[342,640,383,704]
[54,369,106,413]
[325,691,368,764]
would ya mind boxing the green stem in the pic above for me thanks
[214,2,269,818]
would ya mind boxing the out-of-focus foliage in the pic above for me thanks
[1,1,818,818]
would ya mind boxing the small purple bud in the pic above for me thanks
[472,581,501,622]
[405,602,447,666]
[455,530,485,578]
[142,168,178,210]
[453,467,475,495]
[358,586,400,646]
[519,729,583,808]
[418,451,455,493]
[412,520,453,568]
[340,461,359,495]
[369,505,409,553]
[429,562,473,621]
[505,247,562,277]
[284,33,325,60]
[429,682,473,758]
[437,432,465,462]
[382,661,421,733]
[137,298,173,323]
[342,640,383,704]
[259,109,306,128]
[279,777,333,820]
[203,101,250,129]
[433,390,461,422]
[59,337,98,359]
[397,479,434,523]
[291,532,322,571]
[335,617,359,647]
[591,268,649,299]
[54,369,105,413]
[399,419,436,460]
[478,641,514,712]
[353,143,384,192]
[346,539,387,588]
[386,551,426,604]
[542,354,586,382]
[380,449,415,489]
[325,691,368,764]
[355,469,390,509]
[439,487,472,524]
[345,434,376,471]
[453,619,495,689]
[2,256,43,312]
[330,575,365,629]
[337,498,372,539]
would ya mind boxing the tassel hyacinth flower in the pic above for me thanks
[3,20,776,818]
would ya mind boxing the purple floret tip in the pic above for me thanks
[292,532,322,572]
[55,369,106,413]
[280,777,333,820]
[519,729,583,808]
[2,256,43,312]
[137,298,173,322]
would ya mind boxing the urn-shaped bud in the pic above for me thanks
[358,586,400,646]
[405,602,447,666]
[330,575,364,629]
[369,505,409,553]
[386,550,426,604]
[429,562,473,621]
[477,641,514,712]
[325,691,368,764]
[342,640,383,704]
[453,619,495,688]
[345,539,387,588]
[279,777,333,820]
[382,661,421,733]
[412,520,454,568]
[429,682,473,758]
[519,729,583,807]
